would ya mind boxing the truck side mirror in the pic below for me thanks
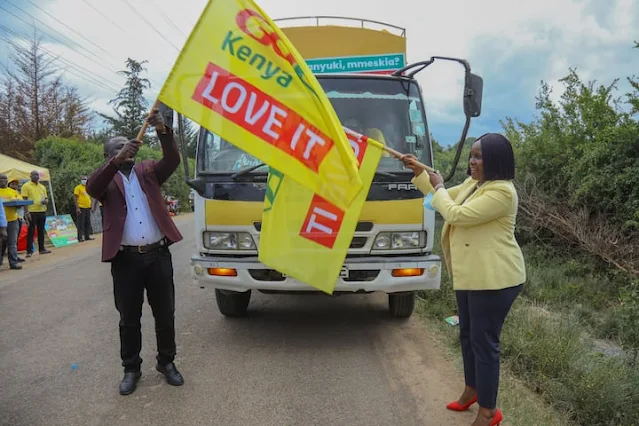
[463,73,483,118]
[186,177,205,196]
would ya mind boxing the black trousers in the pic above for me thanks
[76,208,92,241]
[27,211,46,254]
[110,246,176,372]
[456,284,522,409]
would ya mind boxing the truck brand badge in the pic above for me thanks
[387,183,417,191]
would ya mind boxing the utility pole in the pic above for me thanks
[177,113,191,180]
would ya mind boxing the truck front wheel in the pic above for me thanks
[388,292,415,318]
[215,289,251,317]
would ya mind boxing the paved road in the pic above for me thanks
[0,214,475,426]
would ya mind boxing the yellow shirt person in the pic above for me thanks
[74,183,92,209]
[0,186,21,222]
[21,177,48,213]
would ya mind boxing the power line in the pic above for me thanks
[79,0,177,71]
[119,0,181,52]
[0,26,121,93]
[3,1,107,66]
[25,0,118,60]
[149,0,189,39]
[0,5,164,89]
[81,0,127,33]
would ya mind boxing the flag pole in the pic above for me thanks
[136,99,161,141]
[381,145,437,173]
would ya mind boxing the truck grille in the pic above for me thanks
[248,269,380,282]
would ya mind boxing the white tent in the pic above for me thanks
[0,153,58,215]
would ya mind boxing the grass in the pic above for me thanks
[416,218,639,426]
[416,301,575,426]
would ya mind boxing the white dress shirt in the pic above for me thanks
[119,170,164,246]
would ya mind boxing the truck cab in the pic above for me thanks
[189,17,483,319]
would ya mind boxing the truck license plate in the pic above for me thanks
[340,266,349,279]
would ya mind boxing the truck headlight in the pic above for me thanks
[203,232,256,250]
[372,231,425,250]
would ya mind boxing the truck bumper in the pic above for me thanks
[190,254,441,293]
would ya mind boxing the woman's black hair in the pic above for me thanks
[466,133,515,180]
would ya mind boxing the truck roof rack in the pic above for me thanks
[273,16,406,37]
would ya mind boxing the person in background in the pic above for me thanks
[0,174,23,269]
[401,133,525,426]
[21,171,51,257]
[86,108,184,396]
[92,198,103,220]
[74,176,94,242]
[0,198,7,250]
[8,179,25,232]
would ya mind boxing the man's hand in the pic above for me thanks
[114,139,142,165]
[0,227,7,241]
[76,206,81,216]
[146,109,165,132]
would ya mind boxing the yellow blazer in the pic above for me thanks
[413,173,526,291]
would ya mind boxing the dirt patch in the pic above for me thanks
[372,311,476,425]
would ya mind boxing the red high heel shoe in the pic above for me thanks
[446,395,478,411]
[490,409,503,426]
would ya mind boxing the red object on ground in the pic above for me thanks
[17,223,36,252]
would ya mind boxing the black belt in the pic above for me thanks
[119,237,168,254]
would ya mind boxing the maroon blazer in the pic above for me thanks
[86,127,183,262]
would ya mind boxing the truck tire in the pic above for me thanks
[215,289,251,317]
[388,292,415,318]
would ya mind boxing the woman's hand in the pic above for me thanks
[400,154,426,177]
[428,171,444,189]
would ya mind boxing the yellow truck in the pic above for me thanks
[188,17,483,318]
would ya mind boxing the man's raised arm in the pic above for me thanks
[86,158,121,200]
[148,110,180,185]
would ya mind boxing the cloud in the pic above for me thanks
[0,0,636,146]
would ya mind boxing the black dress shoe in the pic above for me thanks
[119,371,142,395]
[156,363,184,386]
[39,249,52,254]
[17,258,25,262]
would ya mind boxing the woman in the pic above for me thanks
[401,133,525,426]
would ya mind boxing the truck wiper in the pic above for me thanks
[375,171,396,178]
[230,163,267,179]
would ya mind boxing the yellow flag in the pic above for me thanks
[258,129,383,294]
[157,0,362,209]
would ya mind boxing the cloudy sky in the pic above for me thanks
[0,0,637,146]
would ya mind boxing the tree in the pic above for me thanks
[628,41,639,115]
[431,136,476,187]
[180,116,198,159]
[99,58,152,141]
[0,32,92,160]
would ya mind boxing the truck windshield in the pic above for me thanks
[197,76,431,174]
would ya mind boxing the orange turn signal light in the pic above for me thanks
[391,268,424,277]
[208,267,237,277]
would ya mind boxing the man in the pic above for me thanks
[8,179,25,232]
[21,171,51,257]
[73,176,94,242]
[86,109,184,396]
[0,174,24,270]
[0,197,7,261]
